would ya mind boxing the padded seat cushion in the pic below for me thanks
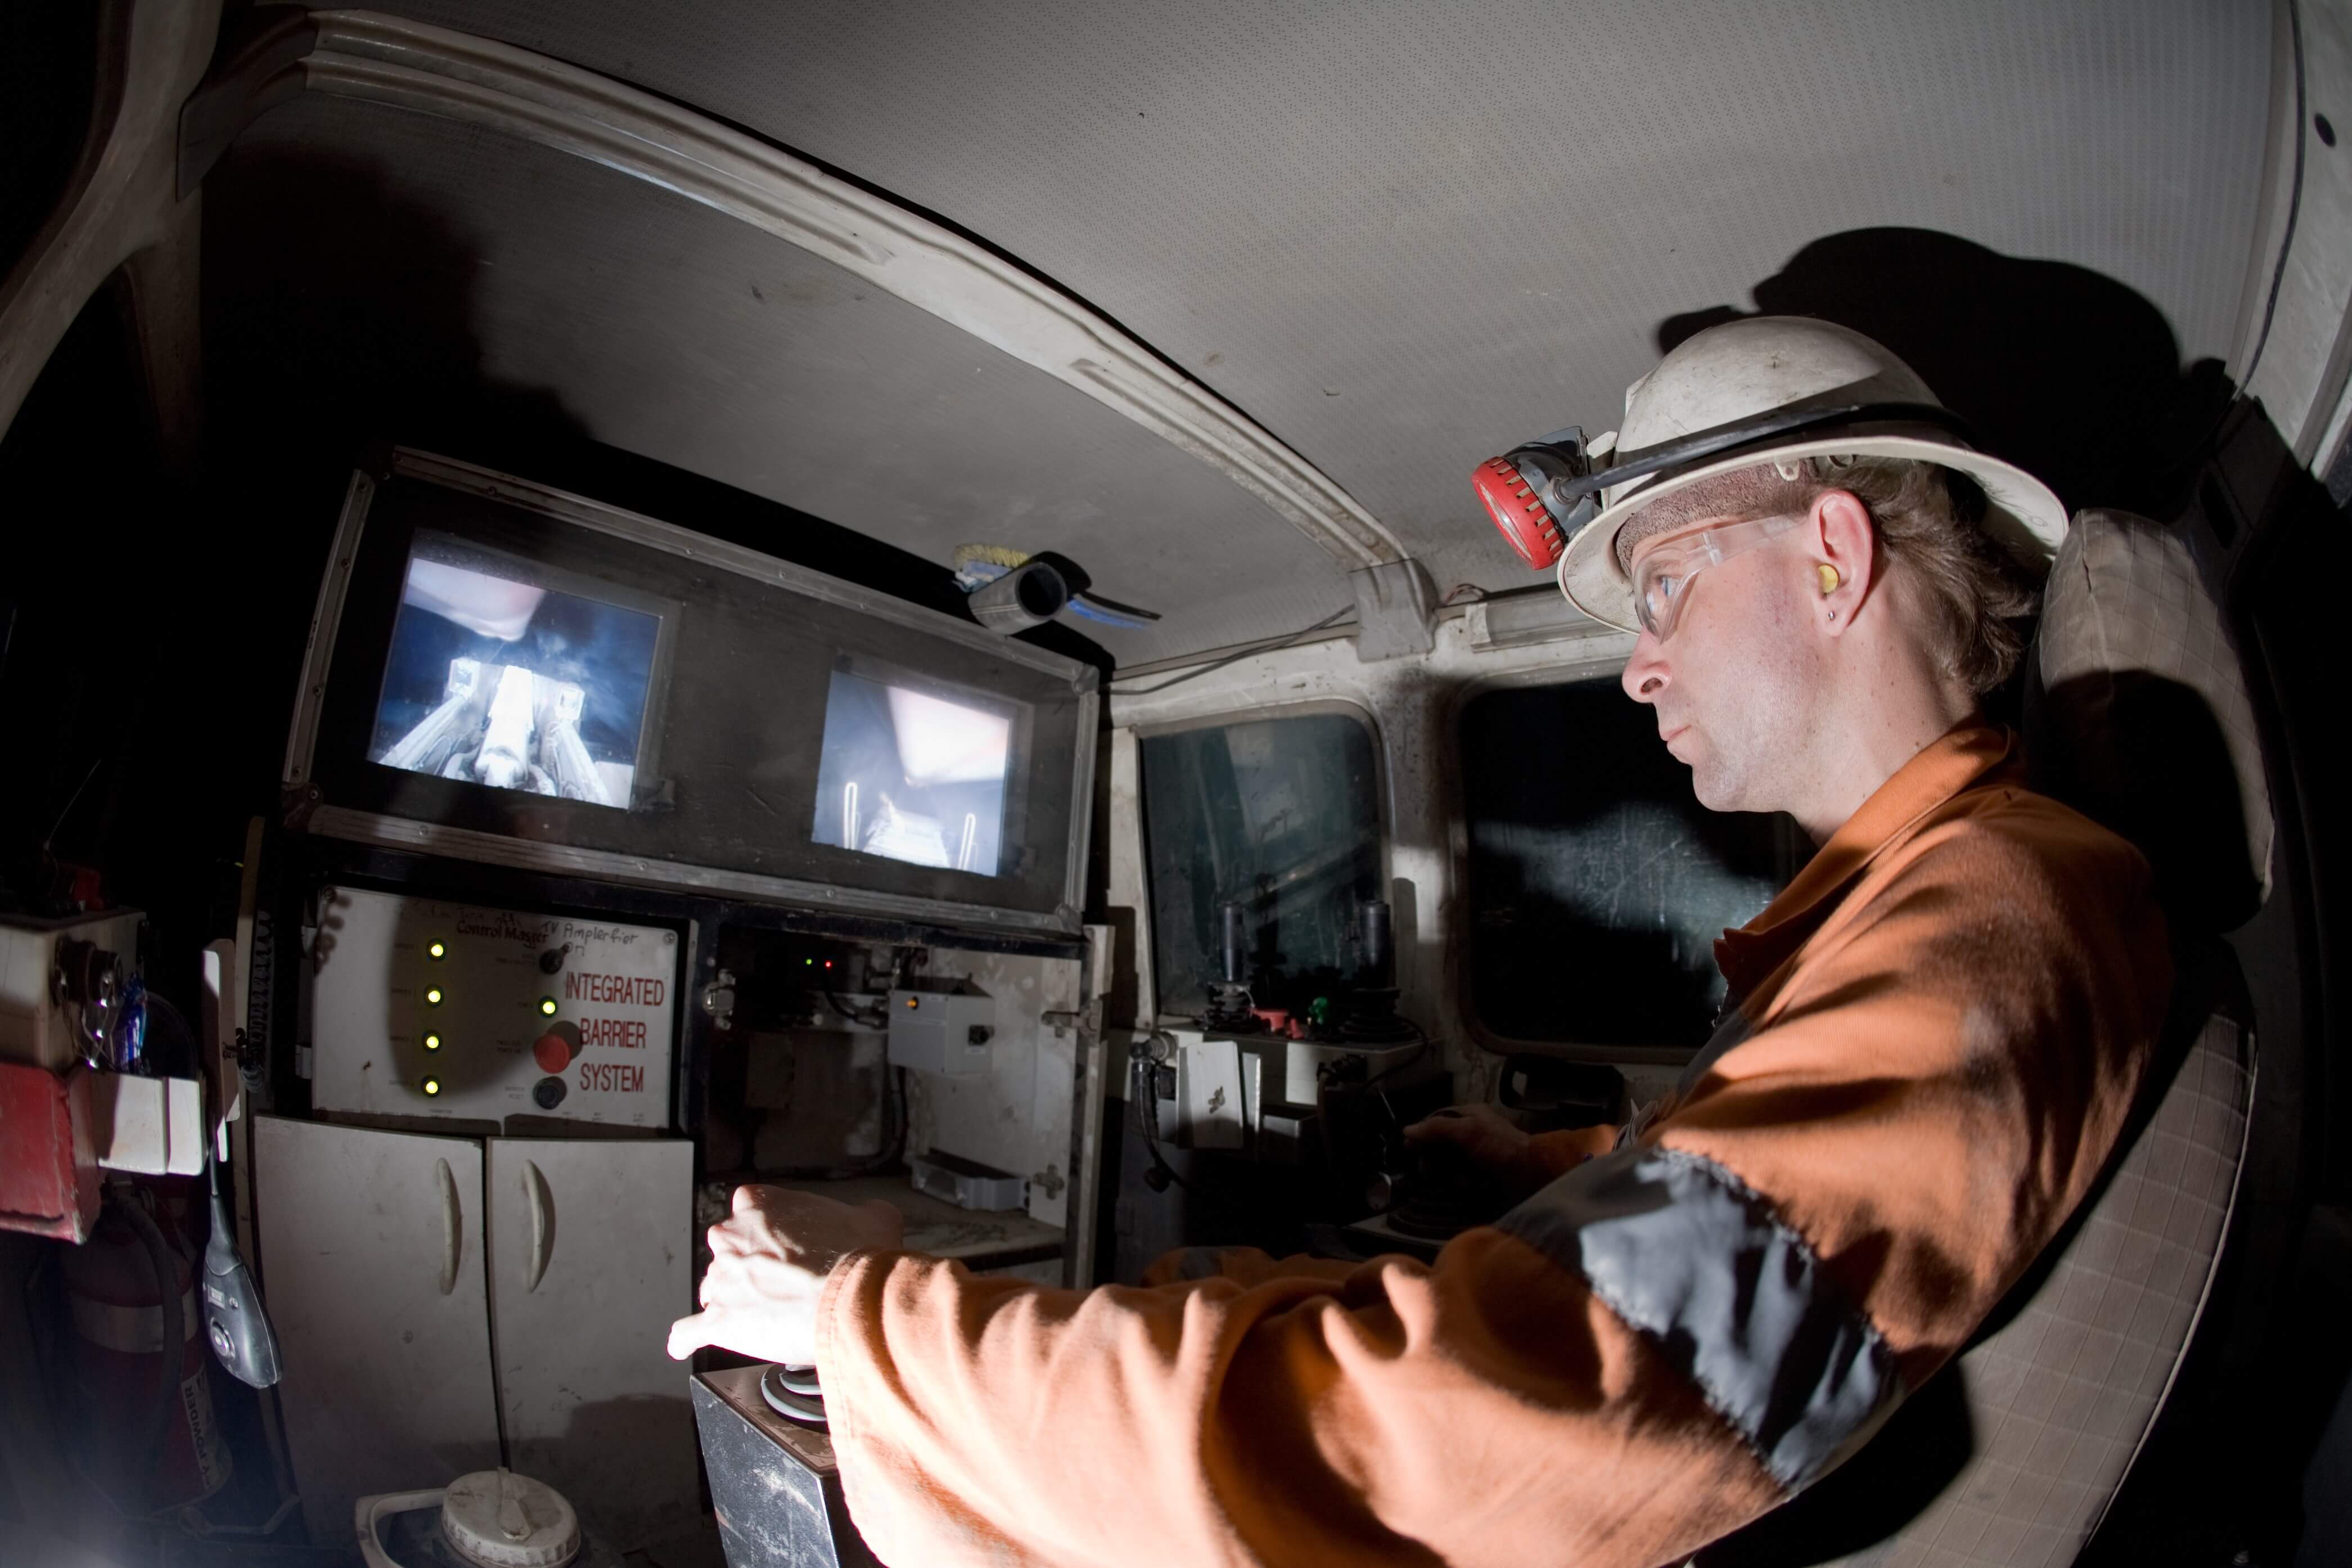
[1698,953,2254,1567]
[2029,508,2273,929]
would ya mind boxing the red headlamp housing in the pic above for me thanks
[1471,456,1563,569]
[1470,429,1601,570]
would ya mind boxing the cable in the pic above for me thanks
[1358,1020,1432,1088]
[822,985,883,1027]
[1129,1053,1214,1201]
[2241,0,2307,391]
[1111,605,1358,696]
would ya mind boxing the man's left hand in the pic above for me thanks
[667,1184,905,1366]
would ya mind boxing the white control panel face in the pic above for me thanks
[309,887,677,1127]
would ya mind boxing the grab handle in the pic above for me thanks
[434,1157,460,1295]
[524,1161,555,1292]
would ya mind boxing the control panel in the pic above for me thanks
[308,887,678,1128]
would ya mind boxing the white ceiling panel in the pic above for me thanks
[253,1,2276,623]
[210,95,1354,663]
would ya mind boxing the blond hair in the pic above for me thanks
[1619,457,2041,693]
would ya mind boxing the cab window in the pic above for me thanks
[1139,710,1384,1017]
[1461,679,1797,1051]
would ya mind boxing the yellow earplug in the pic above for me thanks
[1817,563,1841,595]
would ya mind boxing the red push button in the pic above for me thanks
[533,1033,573,1074]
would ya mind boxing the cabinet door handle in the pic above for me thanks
[434,1157,460,1296]
[523,1160,555,1292]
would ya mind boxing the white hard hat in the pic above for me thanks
[1552,317,2069,632]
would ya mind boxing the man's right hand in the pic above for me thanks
[1402,1103,1543,1197]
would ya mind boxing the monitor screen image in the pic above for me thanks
[811,669,1012,876]
[371,546,661,808]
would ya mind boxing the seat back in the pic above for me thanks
[1701,510,2266,1567]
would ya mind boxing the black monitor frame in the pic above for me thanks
[367,528,684,815]
[285,448,1099,939]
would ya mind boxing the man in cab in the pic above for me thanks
[671,318,2173,1568]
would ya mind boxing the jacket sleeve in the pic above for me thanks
[813,810,2168,1568]
[817,1230,1782,1568]
[1642,810,2170,1391]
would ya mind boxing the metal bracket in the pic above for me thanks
[1348,557,1440,661]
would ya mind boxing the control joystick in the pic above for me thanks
[760,1363,827,1429]
[1375,1136,1516,1242]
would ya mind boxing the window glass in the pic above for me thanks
[1462,680,1794,1048]
[1141,713,1383,1017]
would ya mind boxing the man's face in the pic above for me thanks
[1617,515,1823,813]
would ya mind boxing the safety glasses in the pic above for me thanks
[1631,515,1799,641]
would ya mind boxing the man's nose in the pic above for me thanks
[1621,630,1670,703]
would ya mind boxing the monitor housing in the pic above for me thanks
[286,449,1098,938]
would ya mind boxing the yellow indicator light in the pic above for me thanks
[423,1032,443,1051]
[905,997,918,1009]
[422,1077,443,1096]
[538,997,559,1017]
[424,986,445,1006]
[427,940,447,960]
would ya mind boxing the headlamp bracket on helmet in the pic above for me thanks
[1471,398,1975,571]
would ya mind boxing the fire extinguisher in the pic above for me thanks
[58,1184,232,1512]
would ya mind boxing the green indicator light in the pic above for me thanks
[422,1076,443,1096]
[804,958,814,966]
[538,997,558,1017]
[424,986,445,1007]
[422,1032,443,1052]
[427,940,447,960]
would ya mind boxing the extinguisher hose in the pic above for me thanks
[110,1193,188,1472]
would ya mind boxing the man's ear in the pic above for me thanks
[1808,489,1876,637]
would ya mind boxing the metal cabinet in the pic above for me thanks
[484,1136,697,1549]
[255,1116,692,1550]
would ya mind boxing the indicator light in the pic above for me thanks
[427,940,447,960]
[804,958,814,967]
[424,986,445,1006]
[905,997,919,1009]
[538,997,559,1017]
[422,1076,443,1096]
[423,1032,443,1051]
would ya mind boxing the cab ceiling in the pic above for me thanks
[218,1,2277,664]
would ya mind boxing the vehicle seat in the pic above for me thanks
[1699,508,2263,1567]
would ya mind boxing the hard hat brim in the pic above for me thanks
[1557,431,2069,633]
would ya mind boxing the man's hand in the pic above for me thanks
[667,1184,905,1367]
[1402,1103,1542,1196]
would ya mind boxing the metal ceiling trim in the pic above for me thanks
[229,9,1404,571]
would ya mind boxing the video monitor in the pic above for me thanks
[371,535,664,810]
[810,665,1016,876]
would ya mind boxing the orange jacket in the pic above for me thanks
[813,723,2170,1566]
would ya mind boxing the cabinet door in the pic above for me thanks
[485,1137,696,1550]
[254,1116,501,1544]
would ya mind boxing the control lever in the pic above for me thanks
[202,1123,281,1387]
[196,938,281,1385]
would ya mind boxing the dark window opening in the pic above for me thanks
[1462,680,1798,1050]
[1141,712,1383,1017]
